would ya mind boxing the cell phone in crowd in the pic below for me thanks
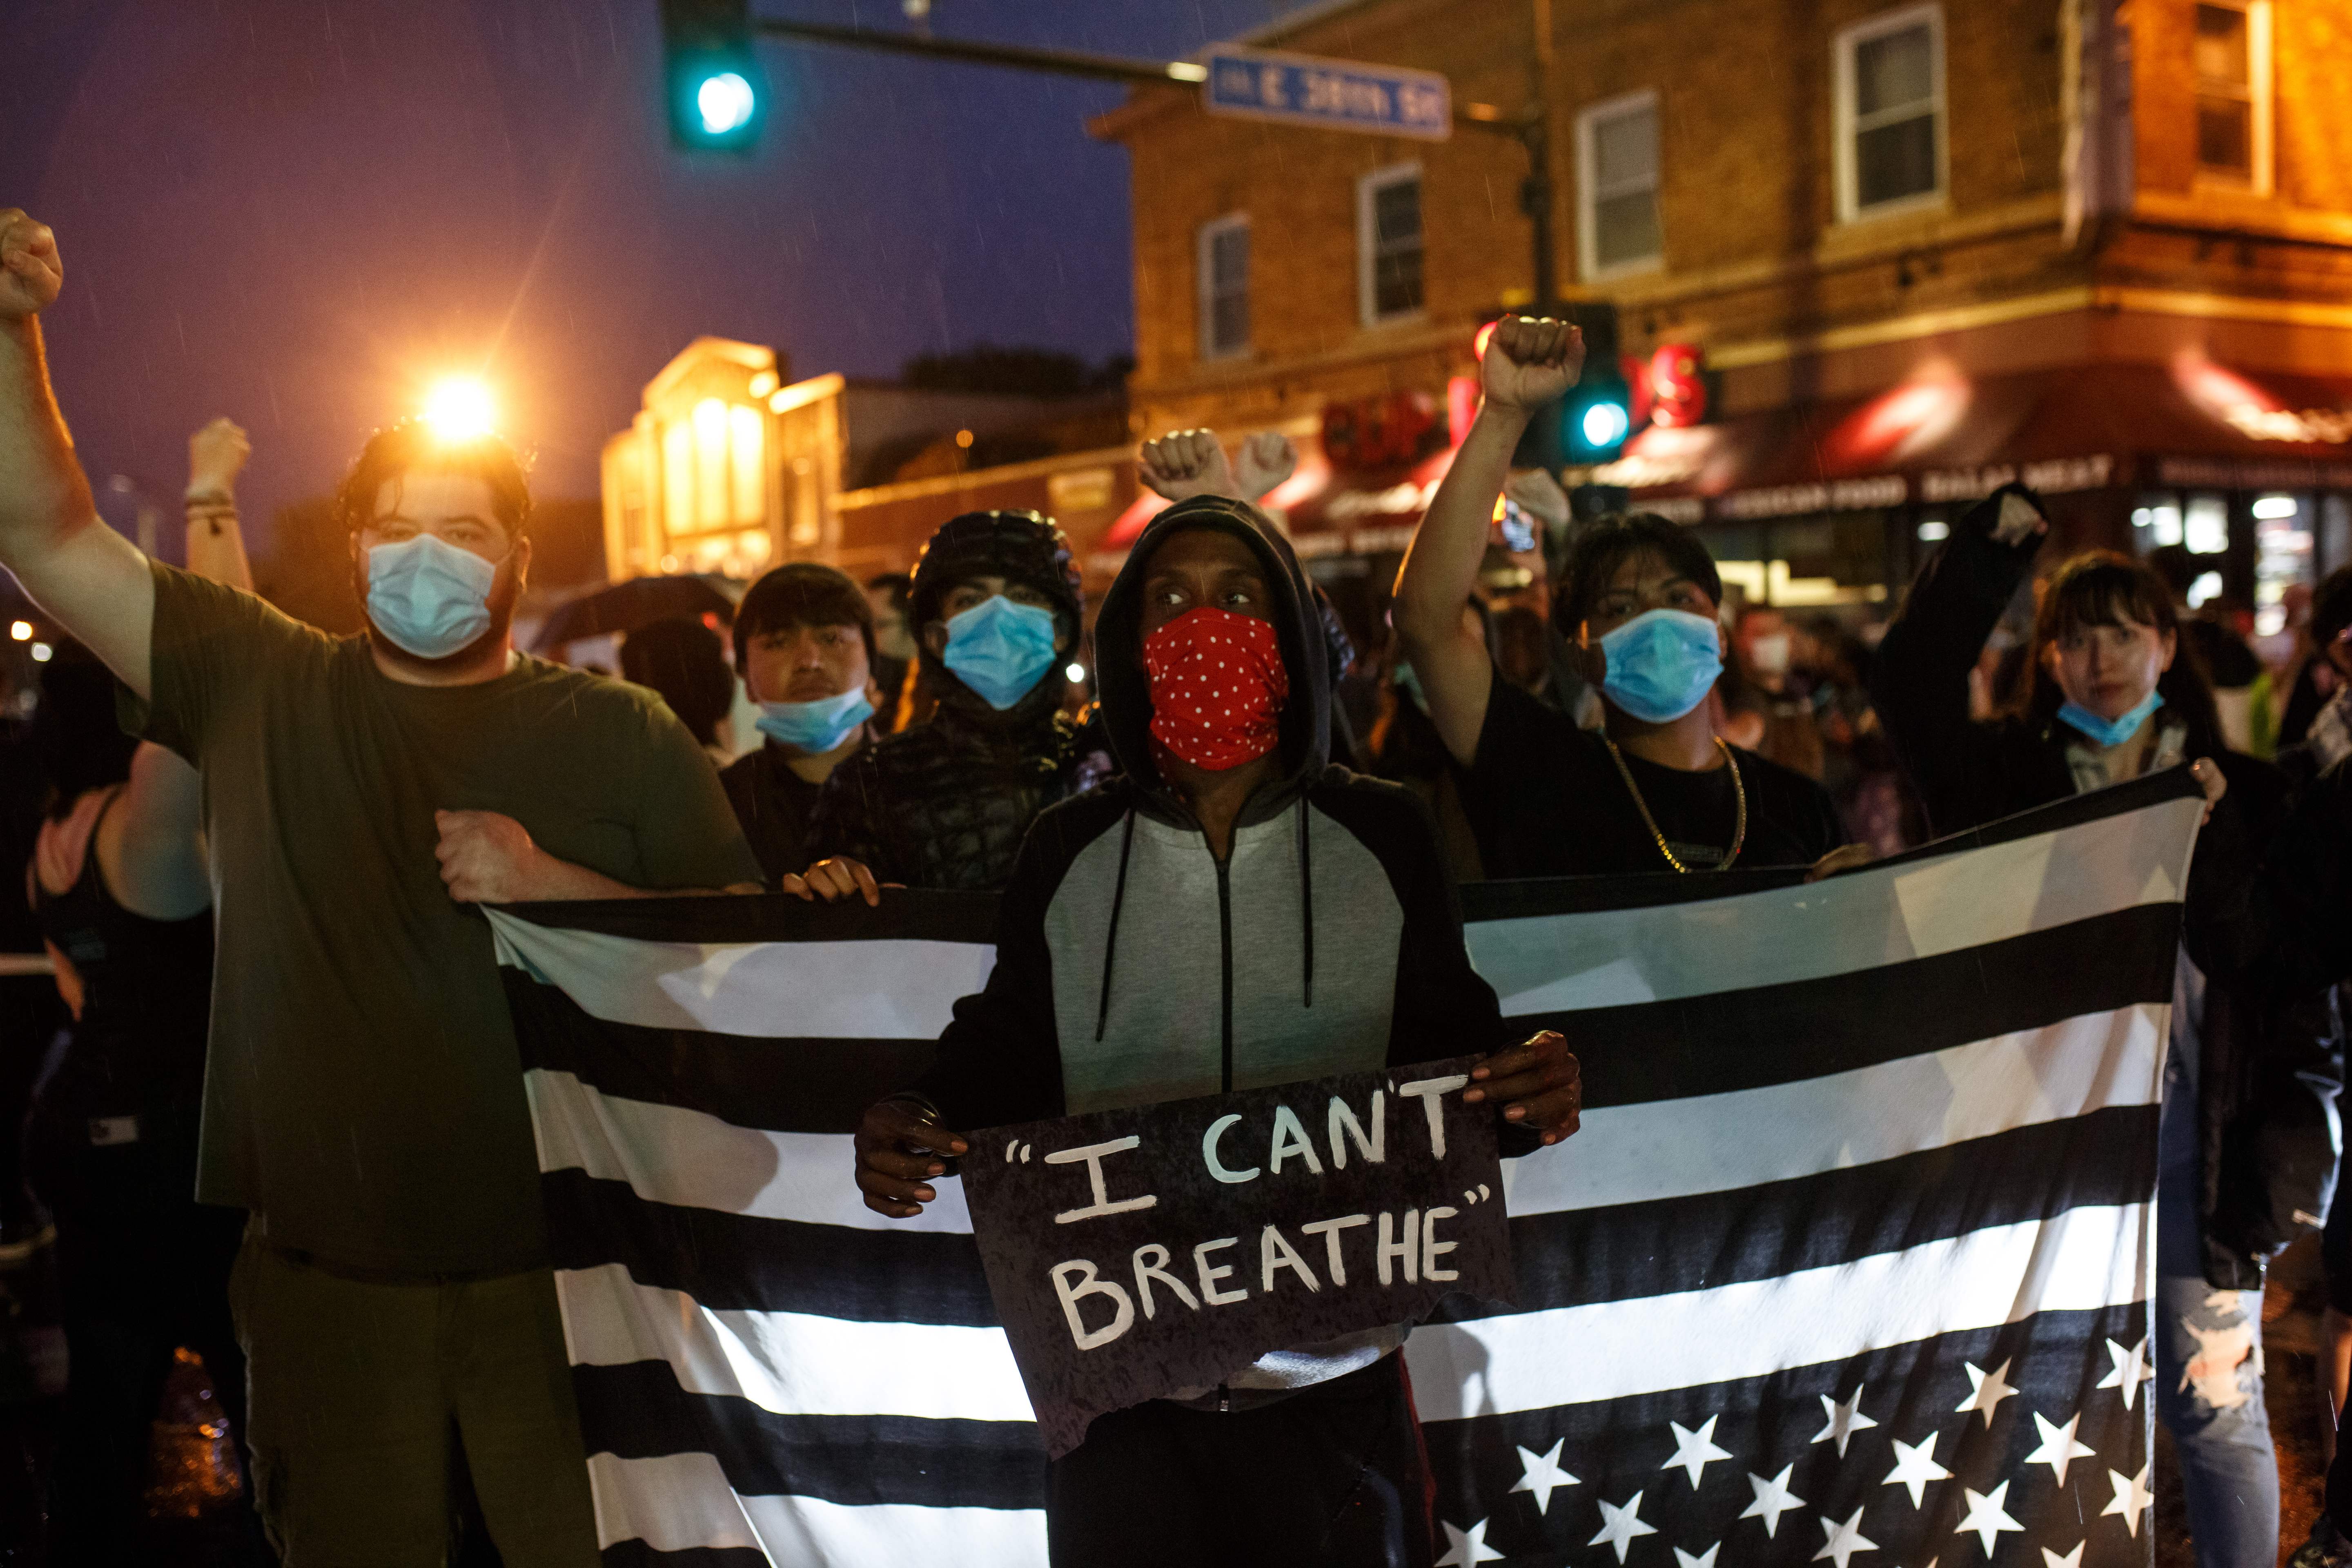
[1497,499,1538,555]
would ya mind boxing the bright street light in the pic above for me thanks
[422,377,497,441]
[7,620,29,642]
[697,72,757,136]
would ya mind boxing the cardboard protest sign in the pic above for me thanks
[960,1056,1512,1457]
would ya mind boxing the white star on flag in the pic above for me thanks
[1437,1517,1505,1566]
[1511,1438,1581,1516]
[1813,1386,1882,1457]
[2097,1338,2155,1411]
[1590,1491,1660,1564]
[1955,1359,2019,1426]
[2042,1544,2086,1568]
[2101,1463,2155,1537]
[1742,1465,1807,1538]
[1663,1415,1734,1488]
[1954,1481,2025,1557]
[1883,1433,1954,1508]
[1673,1546,1721,1568]
[1813,1506,1880,1568]
[2024,1410,2096,1488]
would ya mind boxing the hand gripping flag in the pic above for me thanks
[489,771,2199,1566]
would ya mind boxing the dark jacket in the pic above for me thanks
[720,736,858,887]
[805,675,1091,892]
[1873,490,2341,1289]
[913,495,1523,1149]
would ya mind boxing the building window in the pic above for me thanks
[2194,0,2272,190]
[1834,4,1946,221]
[1198,214,1251,360]
[1357,164,1424,326]
[1578,91,1663,280]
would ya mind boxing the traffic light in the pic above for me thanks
[662,0,764,152]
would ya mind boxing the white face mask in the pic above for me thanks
[365,534,499,659]
[1747,632,1791,676]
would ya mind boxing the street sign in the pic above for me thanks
[1201,45,1451,141]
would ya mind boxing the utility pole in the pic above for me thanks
[1457,0,1560,312]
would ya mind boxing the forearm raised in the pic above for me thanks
[1394,405,1523,643]
[0,317,95,559]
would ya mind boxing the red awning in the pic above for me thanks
[1602,359,2352,519]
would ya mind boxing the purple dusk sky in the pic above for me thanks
[5,0,1315,548]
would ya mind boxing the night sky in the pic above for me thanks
[4,0,1316,548]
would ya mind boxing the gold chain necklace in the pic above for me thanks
[1602,735,1746,873]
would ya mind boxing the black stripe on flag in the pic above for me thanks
[575,1358,1048,1510]
[600,1544,767,1568]
[1450,1103,2158,1317]
[508,978,938,1134]
[542,1167,998,1324]
[493,887,999,946]
[1530,906,2177,1110]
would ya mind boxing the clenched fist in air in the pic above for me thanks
[1480,315,1586,412]
[0,212,62,321]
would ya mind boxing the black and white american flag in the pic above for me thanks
[487,770,2199,1568]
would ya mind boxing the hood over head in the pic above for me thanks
[1094,494,1332,824]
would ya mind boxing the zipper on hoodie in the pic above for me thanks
[1215,855,1235,1094]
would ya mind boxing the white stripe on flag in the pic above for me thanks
[586,1450,1046,1563]
[1470,795,2201,1012]
[488,911,993,1038]
[1405,1202,2150,1420]
[1501,1003,2165,1216]
[557,1263,1035,1423]
[526,1007,2159,1233]
[526,1069,975,1233]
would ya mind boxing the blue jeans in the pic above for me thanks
[2158,1082,2279,1568]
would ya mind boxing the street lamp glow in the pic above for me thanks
[7,620,29,642]
[422,377,497,442]
[1581,401,1630,450]
[696,72,756,136]
[29,643,51,663]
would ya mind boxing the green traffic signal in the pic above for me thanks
[662,0,764,151]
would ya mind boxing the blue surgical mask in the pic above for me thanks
[755,688,873,754]
[366,534,499,659]
[1597,608,1724,724]
[942,595,1060,710]
[2060,691,2163,748]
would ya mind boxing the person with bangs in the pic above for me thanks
[1873,484,2339,1568]
[1394,316,1856,880]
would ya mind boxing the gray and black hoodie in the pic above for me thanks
[914,495,1525,1403]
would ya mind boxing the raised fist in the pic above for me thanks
[1139,428,1241,505]
[188,418,252,499]
[1481,316,1584,412]
[1233,431,1297,503]
[0,212,63,322]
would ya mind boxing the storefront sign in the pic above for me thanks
[2159,456,2352,490]
[1203,46,1452,141]
[1919,454,2115,503]
[1715,474,1908,520]
[961,1058,1512,1458]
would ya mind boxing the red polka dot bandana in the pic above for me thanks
[1142,607,1289,772]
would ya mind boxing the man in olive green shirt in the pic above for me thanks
[0,209,762,1564]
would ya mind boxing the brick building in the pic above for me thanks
[1093,0,2352,641]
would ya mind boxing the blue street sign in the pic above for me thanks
[1201,46,1451,141]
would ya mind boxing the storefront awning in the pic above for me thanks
[1602,358,2352,520]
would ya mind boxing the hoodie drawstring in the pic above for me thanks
[1096,796,1314,1041]
[1296,795,1314,1010]
[1094,807,1138,1042]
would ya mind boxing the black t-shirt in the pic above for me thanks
[719,740,833,885]
[1459,668,1846,878]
